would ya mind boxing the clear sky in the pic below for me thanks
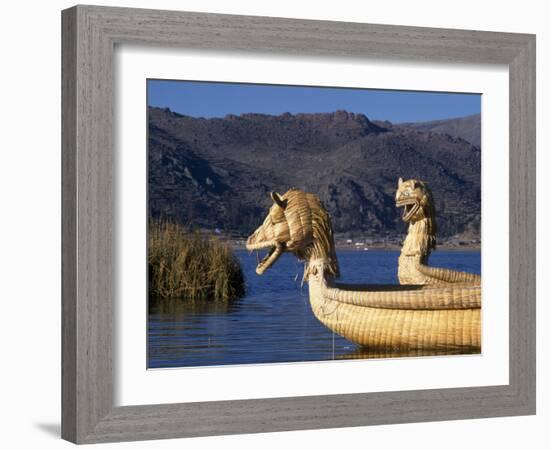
[147,79,480,123]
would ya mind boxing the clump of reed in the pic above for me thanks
[148,221,245,301]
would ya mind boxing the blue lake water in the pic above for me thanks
[148,249,481,368]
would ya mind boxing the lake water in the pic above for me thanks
[148,249,481,368]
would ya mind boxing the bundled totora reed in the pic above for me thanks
[148,221,245,301]
[247,189,481,351]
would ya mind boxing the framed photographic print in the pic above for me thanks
[62,5,536,444]
[146,80,483,370]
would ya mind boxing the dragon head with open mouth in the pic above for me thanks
[246,188,339,278]
[395,177,435,224]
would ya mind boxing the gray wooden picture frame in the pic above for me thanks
[62,5,536,444]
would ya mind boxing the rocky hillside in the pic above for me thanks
[399,113,481,148]
[148,107,481,240]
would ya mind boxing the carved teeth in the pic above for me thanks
[396,199,418,221]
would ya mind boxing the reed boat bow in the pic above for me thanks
[247,188,481,351]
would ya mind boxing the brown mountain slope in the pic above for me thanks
[148,107,481,239]
[399,113,481,147]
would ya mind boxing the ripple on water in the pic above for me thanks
[148,250,481,368]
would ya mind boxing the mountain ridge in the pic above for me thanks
[399,113,481,147]
[148,107,481,240]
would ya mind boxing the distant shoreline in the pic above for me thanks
[230,242,481,252]
[185,229,481,252]
[333,244,481,251]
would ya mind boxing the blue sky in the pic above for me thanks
[147,79,480,123]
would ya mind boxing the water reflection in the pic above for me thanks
[148,250,481,368]
[336,346,481,360]
[149,296,241,315]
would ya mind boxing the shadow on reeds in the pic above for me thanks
[148,221,245,302]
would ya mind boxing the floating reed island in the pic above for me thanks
[148,221,245,302]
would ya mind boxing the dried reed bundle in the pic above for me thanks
[148,221,245,301]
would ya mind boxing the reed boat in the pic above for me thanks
[246,188,481,350]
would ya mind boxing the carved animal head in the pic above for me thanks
[246,188,339,277]
[395,177,437,254]
[395,178,436,224]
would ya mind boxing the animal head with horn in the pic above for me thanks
[395,177,436,224]
[395,177,437,255]
[246,188,339,278]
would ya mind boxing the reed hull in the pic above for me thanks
[308,279,481,350]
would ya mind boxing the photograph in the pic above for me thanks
[1,0,542,447]
[146,80,482,368]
